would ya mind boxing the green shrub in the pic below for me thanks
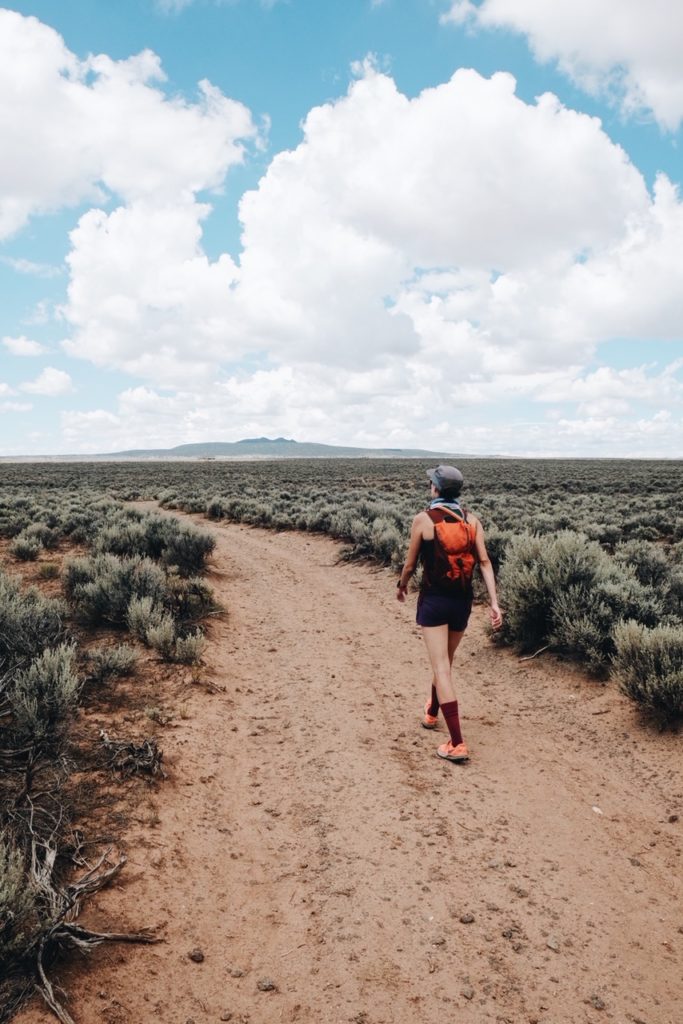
[614,539,671,588]
[499,531,663,673]
[613,621,683,726]
[206,496,226,519]
[0,571,66,672]
[166,574,217,622]
[9,536,41,561]
[23,522,60,549]
[88,644,138,683]
[93,520,149,559]
[63,554,169,626]
[9,643,80,741]
[145,613,177,659]
[0,834,39,958]
[126,595,166,640]
[160,523,215,575]
[173,629,206,664]
[38,562,60,580]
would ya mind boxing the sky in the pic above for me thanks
[1,0,682,458]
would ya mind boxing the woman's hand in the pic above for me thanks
[489,603,503,630]
[396,584,408,603]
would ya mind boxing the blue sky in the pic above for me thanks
[1,0,682,456]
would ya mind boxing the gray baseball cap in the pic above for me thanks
[427,464,464,491]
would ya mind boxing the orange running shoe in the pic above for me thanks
[436,740,469,763]
[422,702,438,730]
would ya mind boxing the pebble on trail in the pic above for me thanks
[257,977,278,992]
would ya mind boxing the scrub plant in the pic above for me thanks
[613,621,683,726]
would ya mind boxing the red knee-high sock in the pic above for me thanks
[440,701,463,746]
[427,684,440,717]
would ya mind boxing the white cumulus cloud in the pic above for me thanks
[63,64,653,384]
[443,0,683,130]
[3,334,48,356]
[0,9,258,239]
[20,367,74,396]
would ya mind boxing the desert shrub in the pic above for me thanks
[9,643,80,741]
[88,643,138,684]
[206,496,226,519]
[173,629,206,664]
[0,834,39,958]
[126,595,166,640]
[0,571,66,672]
[157,489,179,507]
[160,523,215,575]
[166,574,217,622]
[94,513,216,576]
[63,554,169,626]
[23,522,60,549]
[38,562,60,580]
[613,621,683,726]
[499,532,598,652]
[145,613,177,659]
[499,531,664,673]
[93,520,149,559]
[9,535,41,561]
[665,568,683,618]
[614,539,671,588]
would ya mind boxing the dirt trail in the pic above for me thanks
[17,514,683,1024]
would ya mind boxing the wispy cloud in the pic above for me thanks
[155,0,280,13]
[3,334,49,357]
[21,301,52,326]
[1,401,33,413]
[1,255,61,278]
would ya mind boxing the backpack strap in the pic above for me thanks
[429,503,468,523]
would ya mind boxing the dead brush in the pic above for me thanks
[99,729,166,779]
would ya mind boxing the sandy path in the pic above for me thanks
[16,515,683,1024]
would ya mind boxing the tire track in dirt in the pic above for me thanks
[16,513,683,1024]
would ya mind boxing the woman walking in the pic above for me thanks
[396,465,502,763]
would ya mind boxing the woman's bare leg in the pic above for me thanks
[426,628,465,706]
[423,626,468,750]
[422,625,465,704]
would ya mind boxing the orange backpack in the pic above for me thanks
[425,505,478,592]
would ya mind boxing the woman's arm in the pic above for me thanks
[396,513,427,602]
[473,518,503,629]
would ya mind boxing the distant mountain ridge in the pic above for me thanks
[104,436,461,460]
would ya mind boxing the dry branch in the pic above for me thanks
[99,729,166,779]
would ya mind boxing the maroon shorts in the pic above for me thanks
[416,590,472,631]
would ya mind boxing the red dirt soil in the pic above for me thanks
[15,514,683,1024]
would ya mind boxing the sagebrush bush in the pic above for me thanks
[166,574,217,622]
[126,595,166,640]
[88,643,138,683]
[173,628,206,664]
[0,571,66,672]
[9,535,41,561]
[499,531,664,673]
[9,643,80,741]
[160,523,215,575]
[23,522,60,549]
[206,496,226,519]
[145,613,177,659]
[613,621,683,726]
[614,539,671,588]
[63,554,169,626]
[91,510,215,576]
[0,833,39,958]
[38,562,60,580]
